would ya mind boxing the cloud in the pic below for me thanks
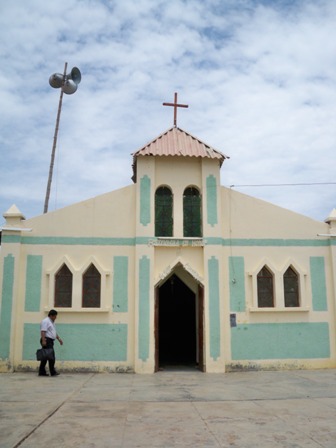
[0,0,335,222]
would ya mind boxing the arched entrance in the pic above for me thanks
[155,273,204,371]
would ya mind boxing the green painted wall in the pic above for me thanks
[0,254,15,359]
[113,256,128,312]
[208,256,220,360]
[206,175,218,226]
[2,235,22,243]
[310,257,328,311]
[231,322,330,360]
[140,175,151,226]
[138,256,150,361]
[2,235,335,247]
[25,255,43,312]
[15,236,137,245]
[23,323,127,361]
[206,238,334,247]
[229,256,246,312]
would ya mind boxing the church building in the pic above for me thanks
[1,113,336,373]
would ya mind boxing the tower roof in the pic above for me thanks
[131,127,229,182]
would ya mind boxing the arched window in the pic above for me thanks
[155,186,173,237]
[82,264,101,308]
[257,266,274,307]
[55,264,72,307]
[183,187,202,237]
[284,266,300,307]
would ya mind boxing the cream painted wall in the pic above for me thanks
[154,247,204,286]
[26,186,136,237]
[1,150,335,373]
[221,187,330,238]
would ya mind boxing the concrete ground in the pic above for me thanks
[0,368,336,448]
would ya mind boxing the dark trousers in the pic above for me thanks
[39,337,56,374]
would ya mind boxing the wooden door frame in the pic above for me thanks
[154,287,159,372]
[198,284,205,372]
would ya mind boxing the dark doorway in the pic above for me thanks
[158,274,197,369]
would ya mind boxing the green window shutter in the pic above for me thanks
[183,187,202,237]
[155,187,173,236]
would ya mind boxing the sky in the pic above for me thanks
[1,0,336,224]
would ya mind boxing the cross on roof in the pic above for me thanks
[162,92,188,126]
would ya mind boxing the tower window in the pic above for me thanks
[155,186,173,236]
[183,187,202,237]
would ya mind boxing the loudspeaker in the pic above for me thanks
[49,66,81,94]
[70,67,81,85]
[49,73,63,88]
[63,79,78,95]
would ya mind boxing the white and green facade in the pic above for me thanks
[1,126,335,373]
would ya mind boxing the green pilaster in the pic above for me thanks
[140,175,151,226]
[206,175,218,226]
[113,256,128,312]
[310,257,328,311]
[208,256,220,360]
[138,256,150,361]
[229,256,246,312]
[25,255,43,312]
[0,254,15,359]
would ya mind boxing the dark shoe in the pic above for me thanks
[38,372,49,376]
[50,371,60,376]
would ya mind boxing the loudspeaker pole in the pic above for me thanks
[43,62,67,214]
[43,62,81,214]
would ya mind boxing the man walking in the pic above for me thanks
[39,309,63,377]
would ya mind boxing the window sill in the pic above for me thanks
[249,307,310,313]
[44,307,110,313]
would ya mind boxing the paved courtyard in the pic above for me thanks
[0,368,336,447]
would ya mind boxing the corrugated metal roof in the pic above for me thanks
[131,126,229,182]
[132,126,228,163]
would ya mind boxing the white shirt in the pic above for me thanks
[40,316,57,340]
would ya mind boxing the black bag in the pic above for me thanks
[36,348,54,361]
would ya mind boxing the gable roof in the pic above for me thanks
[131,126,229,182]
